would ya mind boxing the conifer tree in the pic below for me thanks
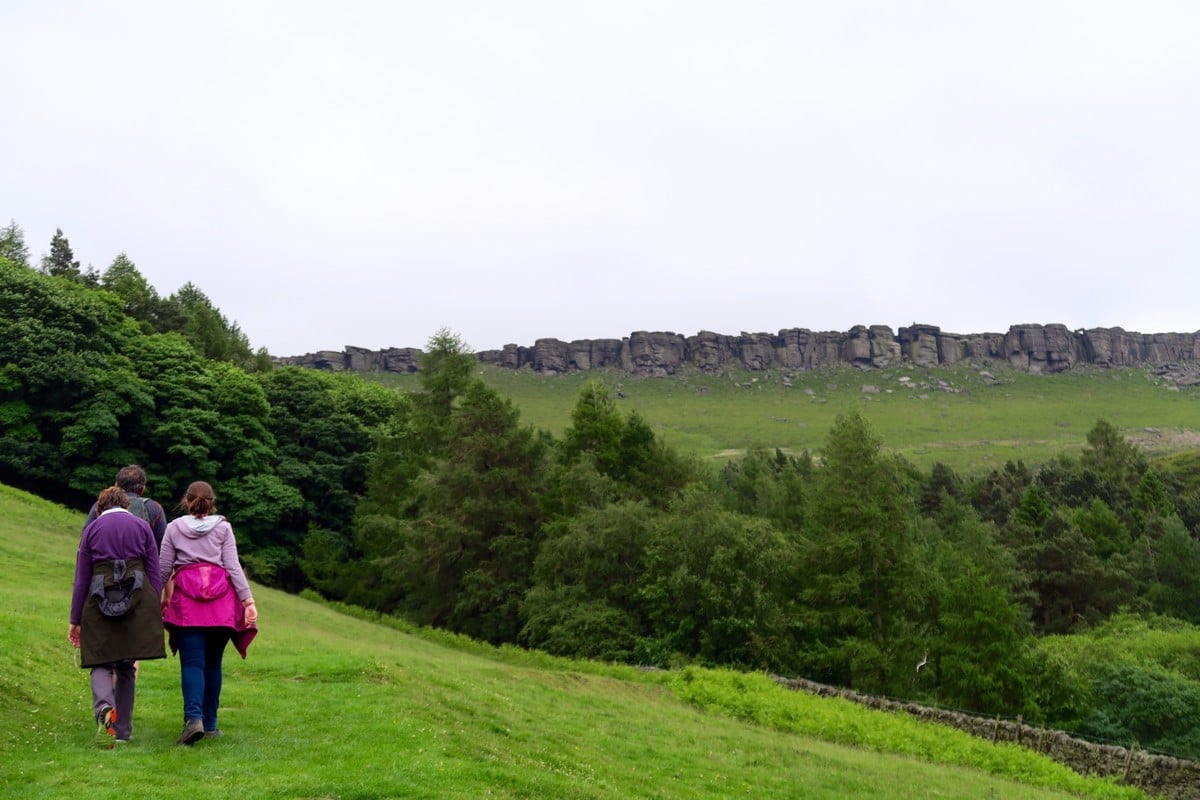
[39,228,81,279]
[800,411,924,693]
[0,219,30,266]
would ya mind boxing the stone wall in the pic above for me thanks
[776,676,1200,800]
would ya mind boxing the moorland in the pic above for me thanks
[364,360,1200,474]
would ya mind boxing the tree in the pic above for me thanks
[935,567,1032,714]
[0,219,30,267]
[1143,516,1200,622]
[261,367,400,536]
[413,328,476,429]
[558,380,695,508]
[919,461,962,516]
[220,473,306,588]
[968,460,1032,526]
[1022,512,1134,634]
[1081,419,1146,490]
[1073,498,1133,560]
[1012,482,1052,529]
[1080,662,1200,758]
[39,228,81,280]
[640,486,800,671]
[165,282,254,367]
[346,330,477,565]
[396,381,547,643]
[1133,469,1176,521]
[717,446,809,531]
[799,411,924,693]
[0,260,145,497]
[101,253,162,332]
[522,499,658,661]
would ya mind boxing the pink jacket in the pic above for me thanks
[163,562,258,658]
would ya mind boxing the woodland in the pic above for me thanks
[3,221,1200,760]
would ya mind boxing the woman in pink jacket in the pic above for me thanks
[159,481,258,745]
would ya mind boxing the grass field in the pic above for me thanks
[0,483,1147,799]
[363,362,1200,474]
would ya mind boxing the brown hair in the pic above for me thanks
[96,485,131,513]
[114,465,147,495]
[181,480,217,517]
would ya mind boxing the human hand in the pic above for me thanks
[244,601,257,626]
[68,624,81,648]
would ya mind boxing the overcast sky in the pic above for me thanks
[5,2,1198,357]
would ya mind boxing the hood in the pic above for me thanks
[180,514,226,538]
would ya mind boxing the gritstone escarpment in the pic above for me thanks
[276,323,1200,384]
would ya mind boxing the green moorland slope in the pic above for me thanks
[365,362,1200,473]
[0,483,1145,799]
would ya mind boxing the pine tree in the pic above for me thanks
[39,228,81,279]
[0,219,30,267]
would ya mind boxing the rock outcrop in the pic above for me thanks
[276,323,1200,382]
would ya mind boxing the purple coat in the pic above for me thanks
[71,509,163,624]
[71,508,166,666]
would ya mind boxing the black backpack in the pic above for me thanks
[127,494,152,524]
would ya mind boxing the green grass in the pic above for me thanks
[363,362,1200,474]
[0,482,1146,799]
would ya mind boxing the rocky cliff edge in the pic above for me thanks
[275,323,1200,384]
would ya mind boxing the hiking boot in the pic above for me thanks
[95,706,116,749]
[203,729,223,739]
[177,718,204,746]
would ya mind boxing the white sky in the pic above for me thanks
[4,2,1199,357]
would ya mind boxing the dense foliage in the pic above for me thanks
[5,222,1200,759]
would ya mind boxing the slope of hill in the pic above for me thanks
[362,362,1200,473]
[0,483,1144,799]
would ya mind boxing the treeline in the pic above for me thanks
[4,222,1200,758]
[0,225,402,588]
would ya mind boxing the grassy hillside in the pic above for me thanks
[0,483,1146,799]
[366,363,1200,473]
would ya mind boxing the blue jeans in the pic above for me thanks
[175,627,230,731]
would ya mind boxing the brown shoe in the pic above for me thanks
[177,719,204,746]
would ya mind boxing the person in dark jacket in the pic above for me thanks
[83,465,168,547]
[69,485,166,747]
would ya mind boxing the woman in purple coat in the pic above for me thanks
[69,485,165,747]
[159,481,258,745]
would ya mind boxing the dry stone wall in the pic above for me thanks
[776,676,1200,800]
[276,323,1200,384]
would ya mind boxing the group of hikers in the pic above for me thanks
[68,465,258,748]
